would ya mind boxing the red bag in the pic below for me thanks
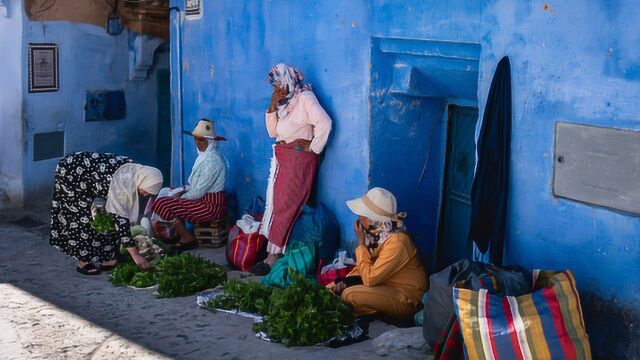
[317,258,356,286]
[225,225,267,272]
[144,196,176,241]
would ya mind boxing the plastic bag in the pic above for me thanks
[287,203,339,267]
[325,317,370,348]
[317,251,356,286]
[236,214,261,234]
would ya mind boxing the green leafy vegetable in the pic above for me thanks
[252,271,352,347]
[130,225,147,237]
[109,263,140,287]
[207,280,277,315]
[109,254,224,297]
[155,253,227,298]
[91,212,115,234]
[129,271,157,288]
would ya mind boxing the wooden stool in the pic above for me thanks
[194,218,228,248]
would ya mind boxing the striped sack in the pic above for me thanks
[453,270,591,360]
[225,225,267,272]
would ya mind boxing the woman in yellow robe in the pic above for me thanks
[330,187,427,322]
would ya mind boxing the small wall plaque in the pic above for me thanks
[185,0,201,19]
[28,43,59,93]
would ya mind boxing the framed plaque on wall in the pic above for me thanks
[185,0,202,19]
[28,43,59,93]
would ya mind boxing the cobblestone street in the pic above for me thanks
[0,205,428,360]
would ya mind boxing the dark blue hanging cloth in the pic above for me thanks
[469,56,512,266]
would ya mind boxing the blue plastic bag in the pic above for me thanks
[286,203,339,267]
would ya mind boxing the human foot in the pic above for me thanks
[100,259,117,271]
[264,253,283,267]
[76,261,100,275]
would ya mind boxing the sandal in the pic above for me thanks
[100,261,117,271]
[76,262,101,276]
[250,262,271,276]
[171,240,198,254]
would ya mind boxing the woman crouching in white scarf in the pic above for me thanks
[49,151,163,275]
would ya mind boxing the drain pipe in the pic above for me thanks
[169,6,184,187]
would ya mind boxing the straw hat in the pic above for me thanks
[182,118,226,141]
[346,187,406,223]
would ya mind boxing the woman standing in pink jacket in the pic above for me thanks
[252,63,332,275]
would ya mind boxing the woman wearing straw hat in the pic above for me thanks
[151,119,227,251]
[49,152,163,275]
[251,63,332,275]
[329,187,427,323]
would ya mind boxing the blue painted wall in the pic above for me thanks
[0,0,24,208]
[170,1,372,247]
[479,1,640,356]
[170,0,482,250]
[17,15,169,203]
[172,1,639,355]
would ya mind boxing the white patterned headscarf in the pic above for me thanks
[267,63,312,119]
[106,164,163,223]
[365,219,407,251]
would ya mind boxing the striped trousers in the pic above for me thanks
[152,192,226,224]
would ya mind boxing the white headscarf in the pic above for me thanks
[105,164,163,223]
[266,63,312,119]
[365,219,407,251]
[189,139,216,184]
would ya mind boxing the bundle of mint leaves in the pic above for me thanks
[90,212,115,233]
[207,271,352,347]
[207,280,276,315]
[109,253,226,298]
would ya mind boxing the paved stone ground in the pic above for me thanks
[0,204,430,360]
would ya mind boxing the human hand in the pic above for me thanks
[354,220,366,246]
[331,281,347,296]
[132,253,150,270]
[268,87,288,113]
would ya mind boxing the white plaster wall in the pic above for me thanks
[0,0,24,208]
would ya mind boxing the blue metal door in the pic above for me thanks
[437,106,479,270]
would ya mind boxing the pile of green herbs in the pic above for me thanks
[91,212,115,233]
[109,253,227,298]
[154,253,227,298]
[207,280,276,315]
[206,271,351,347]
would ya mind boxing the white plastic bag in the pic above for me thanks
[320,250,355,274]
[236,214,261,234]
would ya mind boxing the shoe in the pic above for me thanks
[100,261,117,271]
[76,263,101,275]
[250,262,271,276]
[171,240,198,255]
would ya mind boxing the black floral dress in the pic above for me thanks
[49,152,136,263]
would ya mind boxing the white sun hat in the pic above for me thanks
[346,187,406,223]
[182,118,226,141]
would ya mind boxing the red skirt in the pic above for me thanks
[261,145,318,249]
[152,192,226,224]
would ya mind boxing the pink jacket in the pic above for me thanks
[265,91,332,154]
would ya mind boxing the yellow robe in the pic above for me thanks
[341,232,428,320]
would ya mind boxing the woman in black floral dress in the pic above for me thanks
[49,152,163,275]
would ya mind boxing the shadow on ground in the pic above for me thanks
[0,203,428,360]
